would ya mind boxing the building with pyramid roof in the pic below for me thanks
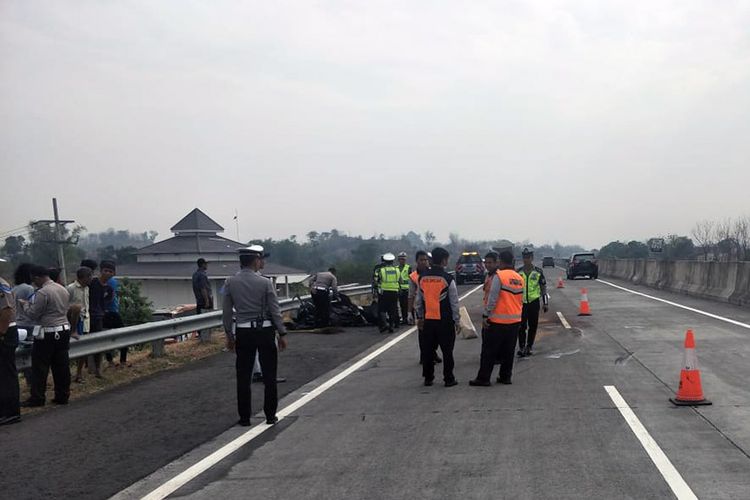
[118,208,308,310]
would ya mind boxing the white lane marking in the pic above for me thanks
[597,279,750,330]
[139,284,484,500]
[604,386,698,500]
[556,311,571,329]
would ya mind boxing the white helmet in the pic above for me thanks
[382,252,396,262]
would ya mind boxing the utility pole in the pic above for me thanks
[52,198,67,284]
[31,198,75,285]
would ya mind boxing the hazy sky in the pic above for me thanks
[2,1,749,249]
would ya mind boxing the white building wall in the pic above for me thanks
[137,280,198,310]
[135,276,308,310]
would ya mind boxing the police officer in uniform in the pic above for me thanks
[517,248,548,357]
[373,253,400,333]
[470,251,524,386]
[310,267,338,328]
[20,265,72,406]
[223,245,288,427]
[0,274,21,425]
[396,252,411,326]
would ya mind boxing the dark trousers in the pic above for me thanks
[518,299,541,349]
[0,326,20,418]
[105,349,128,364]
[30,330,71,404]
[312,290,331,327]
[476,322,520,382]
[398,290,409,324]
[104,312,128,364]
[235,327,278,421]
[419,320,455,382]
[378,291,399,331]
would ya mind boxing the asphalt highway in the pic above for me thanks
[0,318,400,500]
[121,271,750,499]
[5,274,750,499]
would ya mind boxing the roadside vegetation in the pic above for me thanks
[598,215,750,262]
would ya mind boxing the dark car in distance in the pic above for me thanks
[567,253,598,280]
[455,251,486,285]
[542,256,555,268]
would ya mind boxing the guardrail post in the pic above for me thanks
[198,328,211,343]
[151,339,165,358]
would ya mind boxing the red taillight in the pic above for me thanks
[457,265,463,271]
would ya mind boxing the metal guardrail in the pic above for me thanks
[15,284,373,370]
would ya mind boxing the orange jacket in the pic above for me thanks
[485,269,524,324]
[415,267,460,323]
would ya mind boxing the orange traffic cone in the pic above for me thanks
[670,330,711,406]
[556,276,565,289]
[578,288,591,316]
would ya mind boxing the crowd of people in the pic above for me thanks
[221,244,550,428]
[0,259,125,426]
[0,245,550,429]
[368,247,548,387]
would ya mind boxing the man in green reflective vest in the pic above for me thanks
[517,248,548,357]
[397,252,411,326]
[373,253,401,333]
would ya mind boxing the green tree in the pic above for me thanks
[598,240,649,259]
[97,245,118,261]
[26,222,86,277]
[3,235,28,263]
[118,278,153,326]
[664,235,695,260]
[626,240,649,258]
[96,245,138,264]
[78,228,157,253]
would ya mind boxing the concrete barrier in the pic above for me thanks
[599,259,750,307]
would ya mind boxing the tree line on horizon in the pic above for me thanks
[249,230,588,283]
[598,215,750,262]
[5,215,750,285]
[0,225,157,275]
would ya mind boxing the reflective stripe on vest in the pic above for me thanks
[378,266,400,292]
[489,269,524,324]
[399,264,411,290]
[419,275,448,320]
[520,268,542,304]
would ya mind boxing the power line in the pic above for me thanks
[0,225,30,238]
[0,231,31,242]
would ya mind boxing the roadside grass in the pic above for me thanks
[20,330,227,416]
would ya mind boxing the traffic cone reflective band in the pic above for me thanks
[670,329,711,406]
[578,288,591,316]
[557,277,565,289]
